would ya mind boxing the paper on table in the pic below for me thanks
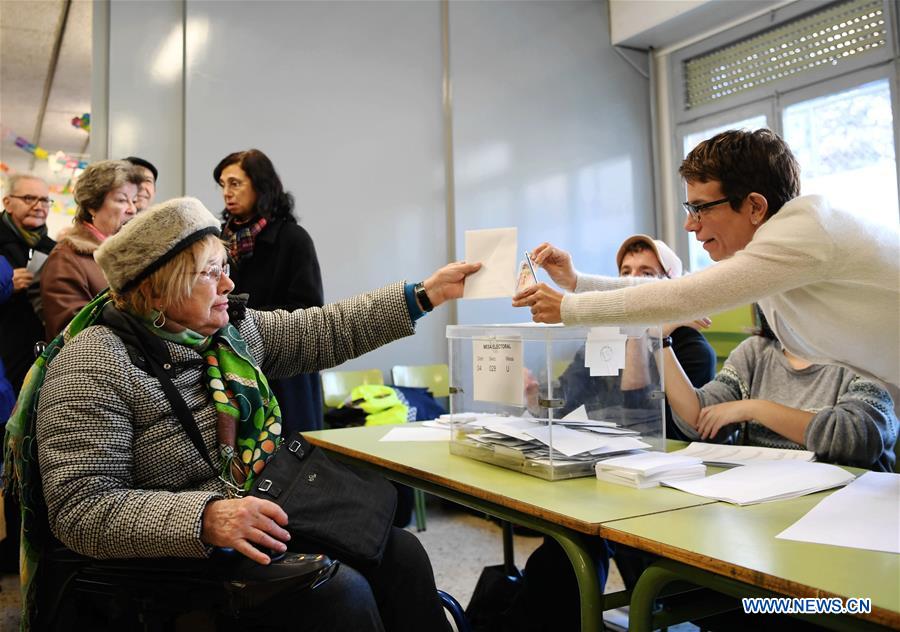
[26,250,48,274]
[585,327,627,376]
[463,227,517,299]
[379,426,450,442]
[596,451,703,476]
[671,442,815,466]
[662,461,855,506]
[776,471,900,554]
[472,337,524,406]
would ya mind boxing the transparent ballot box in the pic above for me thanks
[447,323,665,480]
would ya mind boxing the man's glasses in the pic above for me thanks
[681,197,731,223]
[197,263,230,283]
[9,195,51,208]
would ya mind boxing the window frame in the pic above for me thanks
[666,0,900,271]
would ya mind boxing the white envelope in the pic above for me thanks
[463,227,517,299]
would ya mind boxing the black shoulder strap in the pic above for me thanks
[118,316,217,475]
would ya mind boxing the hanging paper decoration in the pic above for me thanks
[71,113,91,132]
[1,124,89,170]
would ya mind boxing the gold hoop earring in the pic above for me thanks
[153,310,166,328]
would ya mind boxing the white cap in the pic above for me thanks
[615,234,683,278]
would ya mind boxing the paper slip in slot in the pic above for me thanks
[596,451,703,476]
[380,426,449,442]
[776,471,900,554]
[463,227,518,299]
[671,442,815,467]
[584,327,627,377]
[662,461,855,506]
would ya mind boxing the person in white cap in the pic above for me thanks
[551,234,716,439]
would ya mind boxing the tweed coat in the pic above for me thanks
[36,282,414,560]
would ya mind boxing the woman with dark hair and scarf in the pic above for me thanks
[214,149,325,433]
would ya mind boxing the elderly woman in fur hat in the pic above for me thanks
[40,159,142,339]
[33,197,479,630]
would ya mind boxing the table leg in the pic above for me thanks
[543,526,604,632]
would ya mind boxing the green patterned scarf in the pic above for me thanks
[4,293,282,629]
[1,210,46,247]
[141,314,282,495]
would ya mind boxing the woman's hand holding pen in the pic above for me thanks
[530,242,576,291]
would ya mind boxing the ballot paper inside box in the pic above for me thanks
[446,323,666,480]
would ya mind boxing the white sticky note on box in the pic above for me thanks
[585,327,627,376]
[463,227,517,299]
[472,337,524,406]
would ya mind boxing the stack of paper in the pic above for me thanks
[671,442,815,467]
[662,461,855,505]
[595,451,706,489]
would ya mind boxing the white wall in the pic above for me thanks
[96,0,656,376]
[106,0,184,201]
[451,0,655,325]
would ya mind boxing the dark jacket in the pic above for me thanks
[227,217,325,432]
[0,218,55,392]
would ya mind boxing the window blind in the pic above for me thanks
[684,0,887,110]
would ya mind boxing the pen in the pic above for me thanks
[524,250,538,283]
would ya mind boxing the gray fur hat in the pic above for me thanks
[95,196,220,294]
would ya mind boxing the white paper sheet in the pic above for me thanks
[472,337,524,406]
[523,426,648,457]
[671,442,815,466]
[662,461,855,506]
[26,249,48,273]
[379,426,450,442]
[585,327,627,376]
[596,451,703,476]
[463,227,518,299]
[776,471,900,554]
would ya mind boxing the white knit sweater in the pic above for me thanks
[562,195,900,389]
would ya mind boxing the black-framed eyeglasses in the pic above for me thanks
[9,194,51,208]
[681,197,730,223]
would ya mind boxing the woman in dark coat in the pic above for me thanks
[214,149,325,432]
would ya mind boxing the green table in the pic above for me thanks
[305,425,716,632]
[602,492,900,631]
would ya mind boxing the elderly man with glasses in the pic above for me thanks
[1,173,57,393]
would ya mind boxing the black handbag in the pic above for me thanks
[250,431,397,567]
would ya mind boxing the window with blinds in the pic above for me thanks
[683,0,887,110]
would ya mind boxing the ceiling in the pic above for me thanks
[0,0,92,184]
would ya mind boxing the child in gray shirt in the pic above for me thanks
[664,308,897,472]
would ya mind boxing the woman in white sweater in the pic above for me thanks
[514,129,900,394]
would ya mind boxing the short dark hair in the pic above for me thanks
[123,156,158,182]
[679,129,801,219]
[212,149,296,223]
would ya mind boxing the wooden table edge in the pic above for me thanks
[601,525,900,629]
